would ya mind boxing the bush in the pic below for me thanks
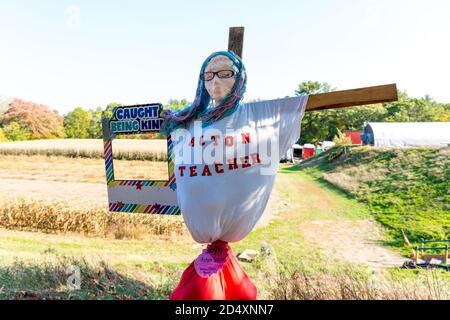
[0,99,64,140]
[63,107,93,139]
[333,129,352,146]
[3,122,31,141]
[0,128,7,142]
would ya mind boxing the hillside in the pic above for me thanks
[296,146,449,245]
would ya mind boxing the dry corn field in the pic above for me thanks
[0,139,181,238]
[0,155,169,184]
[0,200,187,239]
[0,139,168,161]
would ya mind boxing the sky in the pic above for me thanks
[0,0,449,114]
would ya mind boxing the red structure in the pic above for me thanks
[344,131,362,145]
[303,144,315,160]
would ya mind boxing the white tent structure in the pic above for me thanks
[281,144,302,163]
[362,122,450,148]
[291,144,303,163]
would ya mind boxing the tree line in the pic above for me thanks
[0,83,448,143]
[295,81,450,144]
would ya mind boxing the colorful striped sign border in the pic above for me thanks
[102,108,180,215]
[108,201,181,215]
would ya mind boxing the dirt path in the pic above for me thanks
[277,170,405,269]
[300,219,405,269]
[0,177,108,209]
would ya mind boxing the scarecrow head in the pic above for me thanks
[160,51,247,134]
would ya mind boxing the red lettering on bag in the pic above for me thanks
[227,158,238,170]
[225,136,234,146]
[214,163,224,174]
[189,137,195,147]
[250,153,261,164]
[179,166,186,177]
[210,135,220,146]
[240,156,251,168]
[241,132,251,144]
[189,166,197,177]
[199,135,205,146]
[201,165,212,176]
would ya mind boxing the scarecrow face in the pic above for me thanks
[204,55,238,105]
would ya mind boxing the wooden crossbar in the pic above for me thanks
[305,84,398,112]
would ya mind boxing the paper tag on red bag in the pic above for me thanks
[194,241,230,278]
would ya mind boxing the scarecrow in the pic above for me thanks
[161,51,309,300]
[102,28,397,300]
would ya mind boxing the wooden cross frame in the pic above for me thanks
[228,26,398,111]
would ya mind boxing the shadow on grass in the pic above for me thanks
[0,255,178,300]
[280,163,359,203]
[371,238,408,250]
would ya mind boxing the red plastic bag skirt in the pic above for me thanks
[170,240,257,300]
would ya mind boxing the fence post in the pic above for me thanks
[415,246,419,264]
[445,245,448,265]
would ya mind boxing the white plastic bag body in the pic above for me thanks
[171,96,308,243]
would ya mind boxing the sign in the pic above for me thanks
[102,103,180,215]
[109,104,164,134]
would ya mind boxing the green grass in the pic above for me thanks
[0,255,177,300]
[232,169,376,292]
[0,168,375,299]
[0,228,196,299]
[0,163,448,299]
[297,146,450,248]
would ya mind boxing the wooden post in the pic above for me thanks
[102,117,111,141]
[228,27,245,59]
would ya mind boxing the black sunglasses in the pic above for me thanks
[200,70,237,81]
